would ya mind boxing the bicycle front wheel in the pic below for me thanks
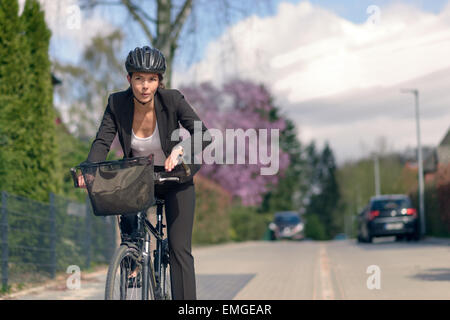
[161,239,172,300]
[105,244,155,300]
[161,262,171,300]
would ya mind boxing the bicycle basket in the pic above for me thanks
[79,156,155,216]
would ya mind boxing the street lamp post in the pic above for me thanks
[401,89,425,237]
[373,153,381,196]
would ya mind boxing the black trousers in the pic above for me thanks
[120,165,197,300]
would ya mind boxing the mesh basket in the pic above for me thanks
[79,156,155,216]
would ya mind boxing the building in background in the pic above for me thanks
[424,129,450,180]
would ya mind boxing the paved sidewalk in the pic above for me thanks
[422,236,450,245]
[193,240,320,299]
[1,267,108,300]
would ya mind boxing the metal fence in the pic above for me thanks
[1,191,116,289]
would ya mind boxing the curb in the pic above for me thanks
[0,267,108,300]
[423,236,450,245]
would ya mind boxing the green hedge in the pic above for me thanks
[303,213,327,240]
[0,0,61,202]
[228,205,272,242]
[192,176,232,245]
[410,179,450,238]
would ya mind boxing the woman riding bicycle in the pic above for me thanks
[77,46,211,300]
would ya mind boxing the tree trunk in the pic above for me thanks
[155,0,192,88]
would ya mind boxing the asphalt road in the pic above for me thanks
[5,237,450,300]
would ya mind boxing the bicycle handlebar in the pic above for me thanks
[70,158,191,189]
[154,173,181,183]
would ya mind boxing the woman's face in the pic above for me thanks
[127,72,159,104]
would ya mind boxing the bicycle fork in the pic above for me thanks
[140,203,166,300]
[152,202,165,300]
[142,229,151,300]
[155,203,163,282]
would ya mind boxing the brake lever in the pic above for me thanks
[70,168,79,188]
[180,159,191,176]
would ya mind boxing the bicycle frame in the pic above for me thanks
[121,198,168,300]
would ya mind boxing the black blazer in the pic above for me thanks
[84,86,212,181]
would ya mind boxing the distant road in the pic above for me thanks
[6,237,450,300]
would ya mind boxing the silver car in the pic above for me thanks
[269,211,304,241]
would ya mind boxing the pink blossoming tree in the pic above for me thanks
[180,79,290,206]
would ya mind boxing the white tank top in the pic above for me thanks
[131,119,166,166]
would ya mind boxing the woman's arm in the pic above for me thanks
[85,96,118,163]
[173,90,212,164]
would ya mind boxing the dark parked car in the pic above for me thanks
[269,211,304,241]
[357,194,420,243]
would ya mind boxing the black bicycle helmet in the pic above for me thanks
[125,46,166,74]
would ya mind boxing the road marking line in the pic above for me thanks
[312,248,318,300]
[319,244,335,300]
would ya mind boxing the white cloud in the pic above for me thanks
[19,0,116,63]
[173,1,450,163]
[298,114,450,164]
[291,65,450,163]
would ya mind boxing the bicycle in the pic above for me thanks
[70,156,190,300]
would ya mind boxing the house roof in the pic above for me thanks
[439,128,450,146]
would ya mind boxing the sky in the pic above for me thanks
[26,0,450,164]
[173,0,450,163]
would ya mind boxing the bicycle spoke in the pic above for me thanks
[120,260,128,299]
[162,264,172,300]
[107,249,149,300]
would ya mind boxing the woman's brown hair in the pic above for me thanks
[128,72,165,89]
[157,74,165,89]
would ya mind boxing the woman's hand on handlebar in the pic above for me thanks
[165,146,183,172]
[78,174,87,189]
[76,173,94,189]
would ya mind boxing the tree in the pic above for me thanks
[304,141,340,239]
[79,0,192,87]
[0,0,21,188]
[22,0,62,198]
[317,143,340,235]
[260,117,307,213]
[54,30,128,141]
[80,0,275,87]
[0,0,61,201]
[0,1,26,191]
[180,79,290,206]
